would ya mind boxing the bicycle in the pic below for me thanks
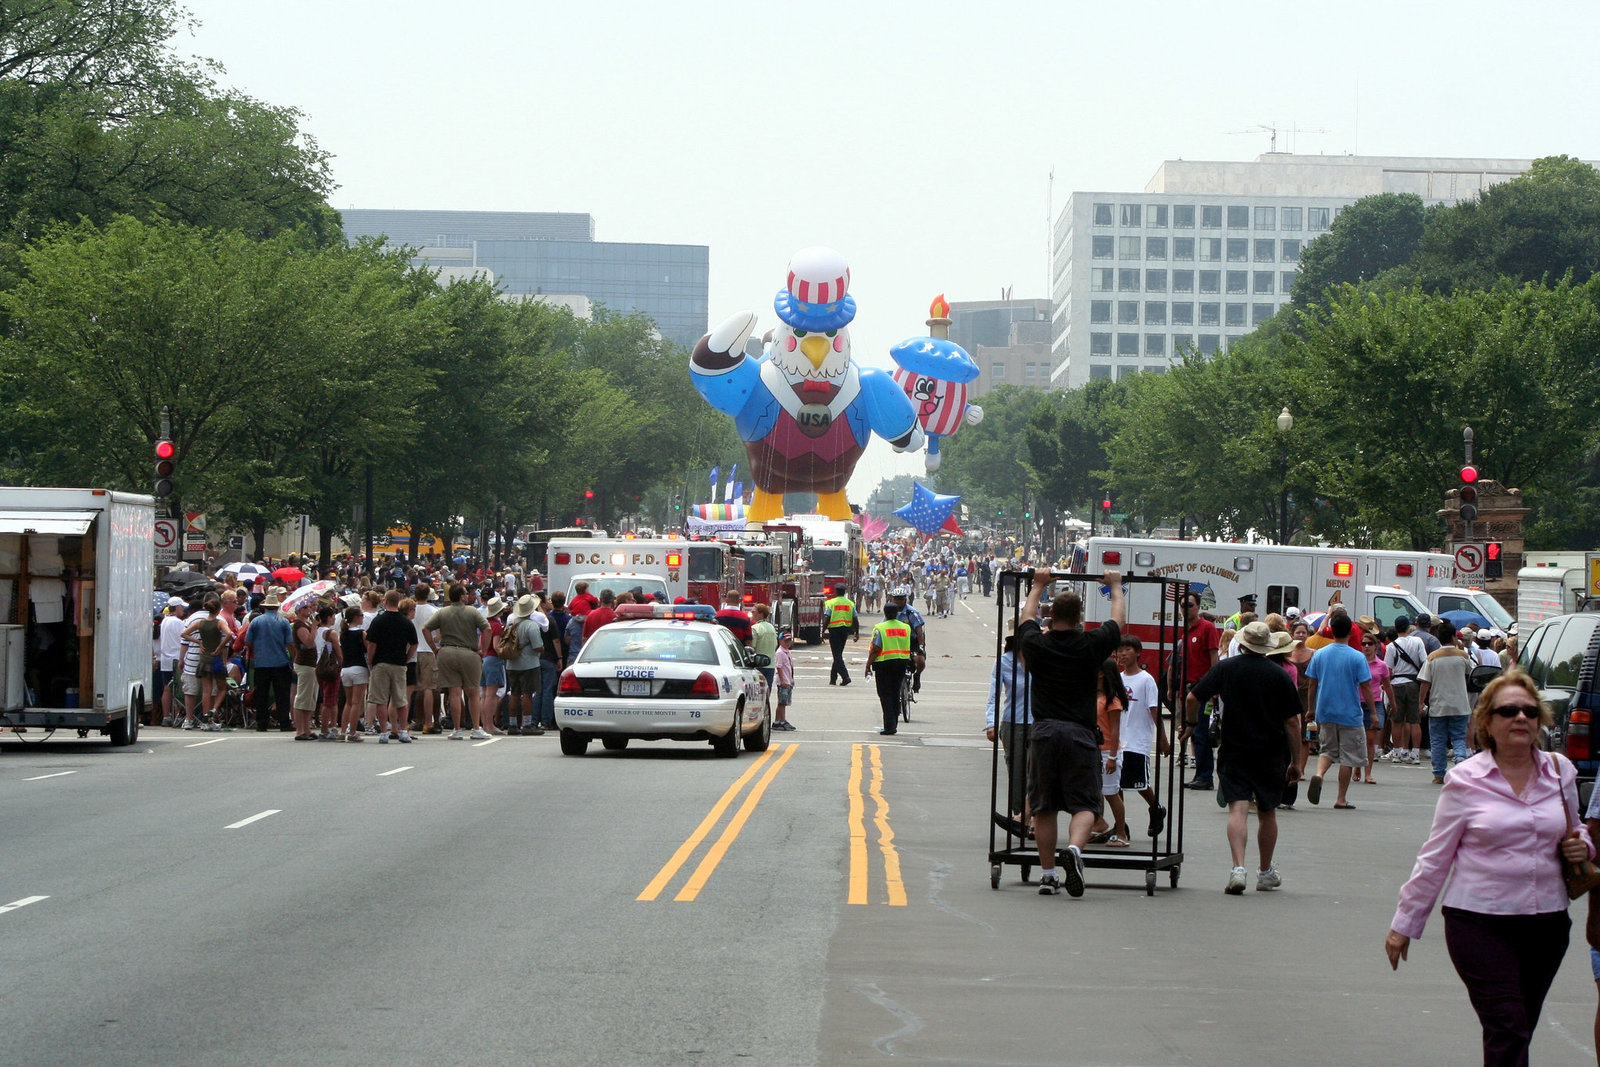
[898,667,912,723]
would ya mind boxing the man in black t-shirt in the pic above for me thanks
[1017,567,1124,898]
[364,590,418,743]
[1187,621,1303,895]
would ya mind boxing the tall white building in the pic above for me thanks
[1049,154,1549,390]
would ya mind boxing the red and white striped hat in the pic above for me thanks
[774,246,857,330]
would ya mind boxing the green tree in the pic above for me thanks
[933,385,1050,521]
[1291,193,1425,308]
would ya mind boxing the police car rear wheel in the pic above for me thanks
[559,729,588,756]
[601,736,629,751]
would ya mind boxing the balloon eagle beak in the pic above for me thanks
[801,335,829,368]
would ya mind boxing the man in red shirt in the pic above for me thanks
[714,589,753,647]
[568,580,600,617]
[1171,590,1221,789]
[581,589,617,640]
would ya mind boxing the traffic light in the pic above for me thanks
[154,437,175,499]
[1485,541,1503,579]
[584,489,595,500]
[1102,498,1112,515]
[1459,465,1479,522]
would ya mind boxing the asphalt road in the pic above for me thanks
[3,592,1597,1065]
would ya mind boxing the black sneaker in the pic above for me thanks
[1148,804,1166,838]
[523,725,546,736]
[1061,846,1085,897]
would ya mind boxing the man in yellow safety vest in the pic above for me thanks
[864,602,913,735]
[823,589,859,686]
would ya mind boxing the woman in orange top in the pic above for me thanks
[1095,658,1131,846]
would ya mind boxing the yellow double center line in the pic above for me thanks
[848,743,906,906]
[638,742,799,902]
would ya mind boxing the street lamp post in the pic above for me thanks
[1276,406,1294,545]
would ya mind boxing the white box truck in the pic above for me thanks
[1517,563,1598,633]
[0,488,155,745]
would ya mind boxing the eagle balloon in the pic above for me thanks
[690,247,924,523]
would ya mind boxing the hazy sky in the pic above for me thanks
[181,0,1597,500]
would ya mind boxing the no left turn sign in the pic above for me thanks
[153,519,178,550]
[1455,544,1484,573]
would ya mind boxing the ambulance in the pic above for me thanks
[1077,537,1451,661]
[546,537,740,607]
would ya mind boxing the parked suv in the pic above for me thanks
[1516,612,1600,795]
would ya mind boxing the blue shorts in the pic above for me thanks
[1591,946,1600,980]
[480,655,506,688]
[777,685,793,705]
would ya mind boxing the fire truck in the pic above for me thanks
[732,526,826,643]
[546,537,741,607]
[782,513,863,610]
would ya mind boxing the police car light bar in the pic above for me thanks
[615,603,716,621]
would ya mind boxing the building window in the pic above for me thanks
[1146,204,1168,228]
[1281,270,1298,293]
[1145,333,1166,356]
[1199,237,1221,262]
[1198,334,1222,354]
[1227,205,1250,229]
[1090,300,1112,324]
[1253,271,1274,294]
[1145,301,1167,325]
[1145,363,1169,374]
[1226,238,1249,262]
[1254,239,1275,262]
[1145,269,1167,292]
[1173,204,1195,228]
[1117,300,1139,324]
[1226,270,1248,294]
[1171,302,1194,326]
[991,361,1006,378]
[1281,207,1303,231]
[1282,239,1301,262]
[1091,267,1115,291]
[1117,365,1138,381]
[1173,237,1194,261]
[1090,332,1112,356]
[1172,270,1194,293]
[1146,236,1167,260]
[1254,206,1276,230]
[1090,364,1112,380]
[1225,303,1246,327]
[1199,302,1220,326]
[1117,333,1140,356]
[1119,236,1141,259]
[1119,268,1141,291]
[1252,302,1275,325]
[1201,205,1223,228]
[1092,235,1114,259]
[1199,270,1221,294]
[1024,361,1037,378]
[1308,207,1332,231]
[1120,204,1142,227]
[1092,203,1114,226]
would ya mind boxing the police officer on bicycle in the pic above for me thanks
[886,587,927,694]
[864,601,914,735]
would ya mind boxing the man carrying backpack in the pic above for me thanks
[502,594,548,735]
[1383,616,1427,765]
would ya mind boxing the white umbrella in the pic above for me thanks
[278,580,337,614]
[215,561,270,580]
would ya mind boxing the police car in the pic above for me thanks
[554,603,771,757]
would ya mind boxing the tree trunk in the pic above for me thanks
[251,519,268,561]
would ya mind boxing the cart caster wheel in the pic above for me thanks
[1021,863,1032,885]
[1145,870,1156,896]
[990,864,1001,890]
[1170,867,1181,888]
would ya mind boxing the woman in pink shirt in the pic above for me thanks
[1386,669,1593,1066]
[1360,630,1393,784]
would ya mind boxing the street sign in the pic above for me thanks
[1454,543,1484,574]
[185,512,206,533]
[1109,512,1129,521]
[227,535,244,550]
[154,518,179,566]
[1588,554,1600,597]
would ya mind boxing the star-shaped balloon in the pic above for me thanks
[893,481,964,539]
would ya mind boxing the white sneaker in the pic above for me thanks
[1257,867,1282,891]
[469,727,493,740]
[1038,871,1061,896]
[397,731,413,744]
[378,731,389,744]
[1226,866,1247,895]
[448,730,465,740]
[182,719,196,730]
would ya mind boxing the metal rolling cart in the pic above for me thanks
[987,569,1190,895]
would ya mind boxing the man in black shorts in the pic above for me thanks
[1017,566,1124,898]
[1186,620,1303,896]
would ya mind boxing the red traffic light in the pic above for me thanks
[584,489,595,499]
[1485,542,1502,561]
[155,439,175,459]
[1460,465,1478,484]
[1101,499,1112,511]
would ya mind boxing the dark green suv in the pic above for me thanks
[1516,612,1600,794]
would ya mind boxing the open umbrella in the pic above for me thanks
[272,565,306,585]
[158,569,214,596]
[216,561,270,581]
[278,580,336,614]
[1439,608,1492,631]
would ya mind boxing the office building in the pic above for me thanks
[945,299,1053,397]
[1050,154,1552,390]
[340,209,710,348]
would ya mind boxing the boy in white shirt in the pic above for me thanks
[1117,636,1169,838]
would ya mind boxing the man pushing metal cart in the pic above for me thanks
[987,567,1188,896]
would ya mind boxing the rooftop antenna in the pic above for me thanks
[1227,122,1328,154]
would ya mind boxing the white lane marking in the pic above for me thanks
[22,771,76,781]
[224,809,281,829]
[377,766,414,776]
[471,736,502,748]
[0,895,48,914]
[184,737,227,748]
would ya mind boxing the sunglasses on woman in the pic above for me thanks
[1489,703,1539,719]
